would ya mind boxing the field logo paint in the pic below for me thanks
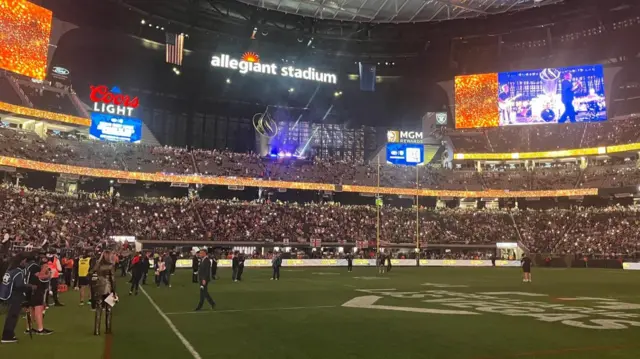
[342,296,479,315]
[312,272,340,275]
[422,283,469,288]
[353,277,389,280]
[343,289,640,330]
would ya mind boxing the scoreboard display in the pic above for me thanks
[386,143,424,166]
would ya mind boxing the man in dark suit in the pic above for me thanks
[236,253,245,281]
[558,72,582,123]
[194,250,216,311]
[232,252,239,282]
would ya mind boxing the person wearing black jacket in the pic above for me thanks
[194,250,216,311]
[1,253,31,344]
[169,251,178,275]
[210,252,218,280]
[191,254,199,283]
[128,253,145,296]
[236,253,245,281]
[142,254,150,285]
[232,252,239,282]
[346,253,353,272]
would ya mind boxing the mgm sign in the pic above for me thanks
[387,130,423,144]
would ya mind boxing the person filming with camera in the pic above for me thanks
[1,253,32,344]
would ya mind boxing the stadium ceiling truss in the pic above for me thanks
[235,0,564,23]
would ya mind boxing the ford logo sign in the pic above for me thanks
[52,67,69,76]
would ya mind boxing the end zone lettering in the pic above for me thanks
[211,54,337,84]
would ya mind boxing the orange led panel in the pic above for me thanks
[0,0,52,80]
[454,73,499,129]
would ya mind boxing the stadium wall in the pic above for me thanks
[167,259,523,268]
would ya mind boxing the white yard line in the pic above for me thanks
[165,305,337,316]
[140,287,202,359]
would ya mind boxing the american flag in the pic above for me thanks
[166,32,184,66]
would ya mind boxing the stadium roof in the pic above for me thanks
[235,0,563,23]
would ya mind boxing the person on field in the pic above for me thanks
[142,253,150,285]
[232,251,239,282]
[163,253,173,287]
[129,252,144,295]
[346,252,353,272]
[76,252,92,306]
[155,256,167,287]
[91,250,117,335]
[192,253,200,283]
[236,252,246,281]
[271,252,282,281]
[521,254,532,283]
[210,250,218,280]
[1,253,31,344]
[25,253,54,336]
[46,250,63,307]
[194,250,216,312]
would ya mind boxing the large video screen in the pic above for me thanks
[0,0,53,80]
[90,113,142,143]
[386,143,424,166]
[455,64,607,129]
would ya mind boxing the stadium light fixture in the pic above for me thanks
[161,27,164,30]
[288,88,295,93]
[149,23,152,27]
[226,78,231,84]
[141,19,146,25]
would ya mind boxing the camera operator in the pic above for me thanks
[25,253,53,336]
[1,253,31,344]
[90,250,117,335]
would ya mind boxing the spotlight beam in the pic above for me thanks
[297,104,333,157]
[291,84,320,132]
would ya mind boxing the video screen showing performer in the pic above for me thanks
[497,64,606,126]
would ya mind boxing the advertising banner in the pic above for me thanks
[172,259,520,268]
[90,112,142,143]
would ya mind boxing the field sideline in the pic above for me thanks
[2,267,640,359]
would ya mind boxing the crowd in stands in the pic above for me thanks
[4,126,640,191]
[19,85,79,117]
[1,184,638,257]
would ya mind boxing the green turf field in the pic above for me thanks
[2,267,640,359]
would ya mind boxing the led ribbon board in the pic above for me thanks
[211,54,337,84]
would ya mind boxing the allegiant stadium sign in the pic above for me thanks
[211,53,337,84]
